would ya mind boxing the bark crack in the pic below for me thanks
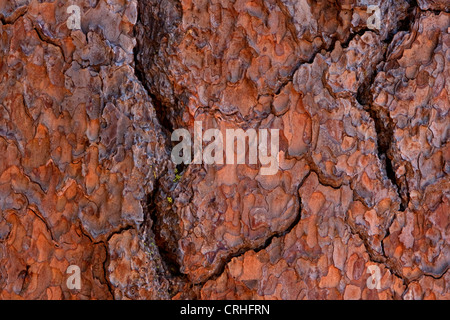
[341,2,422,293]
[198,194,304,289]
[32,25,67,62]
[345,213,408,289]
[356,2,419,212]
[0,6,28,25]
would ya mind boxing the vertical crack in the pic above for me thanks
[348,2,421,290]
[131,0,195,299]
[133,0,183,131]
[101,242,115,299]
[132,0,180,279]
[143,187,182,278]
[356,1,418,212]
[141,179,196,298]
[363,103,409,211]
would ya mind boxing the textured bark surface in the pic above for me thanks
[0,0,448,299]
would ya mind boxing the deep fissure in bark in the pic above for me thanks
[133,46,174,135]
[131,0,193,298]
[356,1,418,212]
[141,185,198,298]
[144,189,182,277]
[133,0,183,132]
